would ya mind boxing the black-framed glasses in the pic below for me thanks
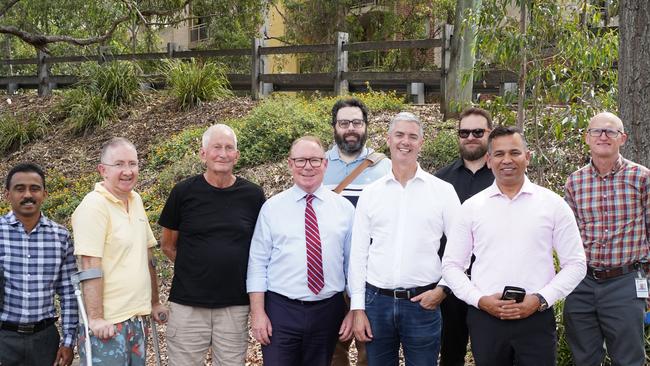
[587,128,623,138]
[337,119,365,129]
[290,157,324,168]
[458,128,487,138]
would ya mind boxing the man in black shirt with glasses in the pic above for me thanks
[435,107,494,366]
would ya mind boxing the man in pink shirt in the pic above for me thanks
[442,126,586,365]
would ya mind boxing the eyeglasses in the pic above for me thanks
[336,119,365,129]
[458,129,487,138]
[290,157,324,168]
[587,128,623,138]
[101,161,139,170]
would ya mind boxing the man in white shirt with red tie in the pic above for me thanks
[349,112,461,365]
[442,126,586,365]
[247,136,355,366]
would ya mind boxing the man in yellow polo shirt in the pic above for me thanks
[72,137,168,365]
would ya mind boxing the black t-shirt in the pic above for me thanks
[435,159,494,259]
[158,175,265,308]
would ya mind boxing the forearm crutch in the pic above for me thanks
[71,268,103,366]
[150,312,167,366]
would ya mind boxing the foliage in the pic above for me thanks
[83,62,143,106]
[420,128,458,172]
[161,59,233,110]
[41,172,98,227]
[60,89,115,135]
[281,0,454,72]
[311,89,406,116]
[0,112,48,153]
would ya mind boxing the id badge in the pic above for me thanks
[635,271,649,298]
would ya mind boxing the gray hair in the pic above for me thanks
[202,124,238,149]
[100,137,137,163]
[388,112,423,136]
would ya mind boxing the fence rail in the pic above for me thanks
[0,29,517,112]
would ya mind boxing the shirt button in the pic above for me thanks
[27,255,31,258]
[605,229,609,233]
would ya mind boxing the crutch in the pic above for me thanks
[150,312,167,366]
[71,268,103,366]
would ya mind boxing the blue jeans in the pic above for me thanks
[364,287,442,366]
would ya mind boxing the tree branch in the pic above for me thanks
[0,15,129,50]
[0,0,21,18]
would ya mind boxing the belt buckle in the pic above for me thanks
[393,288,410,299]
[591,269,603,280]
[17,323,35,334]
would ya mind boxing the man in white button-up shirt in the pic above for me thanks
[349,112,461,365]
[442,126,586,366]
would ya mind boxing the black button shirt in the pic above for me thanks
[435,158,494,204]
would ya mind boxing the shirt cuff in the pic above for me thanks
[350,293,365,310]
[246,278,268,293]
[61,333,75,348]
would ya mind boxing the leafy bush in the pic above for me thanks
[311,89,406,116]
[41,172,98,227]
[147,126,204,170]
[420,128,459,172]
[162,58,233,110]
[0,112,48,153]
[62,89,115,135]
[235,96,330,167]
[82,61,142,106]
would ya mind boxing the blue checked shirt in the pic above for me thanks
[0,212,78,347]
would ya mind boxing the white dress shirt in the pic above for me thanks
[247,185,355,301]
[442,177,587,308]
[348,165,461,310]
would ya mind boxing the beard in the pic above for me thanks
[460,142,488,161]
[335,130,367,155]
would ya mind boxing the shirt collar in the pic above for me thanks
[386,164,427,184]
[588,155,625,177]
[94,182,134,204]
[291,184,327,202]
[486,175,534,199]
[327,146,371,163]
[3,211,52,228]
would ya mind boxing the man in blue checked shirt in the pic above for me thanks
[0,162,78,366]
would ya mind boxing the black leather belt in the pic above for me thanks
[587,262,643,281]
[0,317,57,334]
[366,282,437,300]
[270,291,342,306]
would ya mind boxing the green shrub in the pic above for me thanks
[83,61,142,106]
[235,96,331,167]
[63,90,115,135]
[420,128,459,172]
[147,126,204,170]
[0,113,48,153]
[162,58,233,110]
[311,90,405,116]
[41,172,98,227]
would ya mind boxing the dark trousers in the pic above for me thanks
[0,323,59,366]
[440,292,469,366]
[564,273,646,366]
[467,307,556,366]
[262,291,346,366]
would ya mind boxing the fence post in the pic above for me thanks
[167,42,177,58]
[7,83,18,95]
[334,32,349,96]
[440,24,453,117]
[98,46,108,64]
[251,38,263,100]
[37,50,51,97]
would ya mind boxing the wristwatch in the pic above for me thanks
[533,293,548,312]
[438,285,452,296]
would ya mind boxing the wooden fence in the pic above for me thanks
[0,29,517,112]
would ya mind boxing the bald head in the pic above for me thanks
[589,112,624,132]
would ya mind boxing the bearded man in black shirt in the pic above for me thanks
[159,124,266,366]
[434,107,494,366]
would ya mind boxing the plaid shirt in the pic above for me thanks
[565,156,650,267]
[0,211,78,347]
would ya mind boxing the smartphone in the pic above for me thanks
[501,286,526,303]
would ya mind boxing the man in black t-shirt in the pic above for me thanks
[435,107,494,366]
[159,124,265,366]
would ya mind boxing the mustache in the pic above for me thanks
[20,198,36,205]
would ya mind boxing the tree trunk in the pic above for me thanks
[444,0,482,120]
[516,0,527,131]
[618,0,650,168]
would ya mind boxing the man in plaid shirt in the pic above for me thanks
[564,112,649,366]
[0,162,77,366]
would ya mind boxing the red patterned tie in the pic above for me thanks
[305,194,324,294]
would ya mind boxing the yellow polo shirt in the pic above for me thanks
[72,183,156,324]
